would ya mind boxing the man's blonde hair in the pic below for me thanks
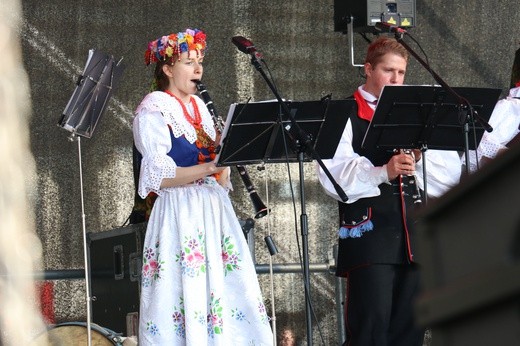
[365,36,409,67]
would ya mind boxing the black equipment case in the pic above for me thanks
[87,222,146,337]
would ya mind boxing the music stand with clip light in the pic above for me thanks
[57,48,124,346]
[362,84,500,204]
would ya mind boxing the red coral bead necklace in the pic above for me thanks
[164,89,202,129]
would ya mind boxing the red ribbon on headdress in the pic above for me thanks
[353,89,375,122]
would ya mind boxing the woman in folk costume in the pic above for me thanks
[133,28,273,345]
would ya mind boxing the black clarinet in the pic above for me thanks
[399,149,422,204]
[193,80,269,218]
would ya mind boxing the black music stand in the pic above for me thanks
[216,97,353,344]
[57,48,124,346]
[362,85,500,203]
[216,98,354,165]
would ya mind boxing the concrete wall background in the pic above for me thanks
[19,0,519,344]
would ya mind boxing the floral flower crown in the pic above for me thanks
[144,28,206,66]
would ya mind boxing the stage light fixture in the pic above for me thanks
[334,0,416,34]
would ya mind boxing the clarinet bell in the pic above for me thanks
[250,192,269,219]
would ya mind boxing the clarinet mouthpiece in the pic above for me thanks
[192,80,205,92]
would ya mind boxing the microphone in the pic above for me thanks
[231,36,263,60]
[375,22,407,34]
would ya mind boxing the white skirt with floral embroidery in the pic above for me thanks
[138,178,273,346]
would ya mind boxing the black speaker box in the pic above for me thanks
[414,145,520,346]
[87,223,146,336]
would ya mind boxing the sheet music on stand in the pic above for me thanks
[215,98,355,166]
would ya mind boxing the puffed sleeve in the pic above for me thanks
[317,119,389,203]
[466,97,520,172]
[416,150,462,198]
[133,109,177,198]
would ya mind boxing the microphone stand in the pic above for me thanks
[393,32,492,177]
[245,53,347,346]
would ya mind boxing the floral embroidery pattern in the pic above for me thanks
[142,241,164,287]
[257,298,270,325]
[195,291,224,338]
[194,176,219,186]
[146,321,159,336]
[176,231,206,277]
[231,308,248,323]
[221,235,241,275]
[172,298,186,338]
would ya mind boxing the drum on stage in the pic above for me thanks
[30,322,123,346]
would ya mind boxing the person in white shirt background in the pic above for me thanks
[467,46,520,173]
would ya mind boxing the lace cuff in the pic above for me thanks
[138,154,177,198]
